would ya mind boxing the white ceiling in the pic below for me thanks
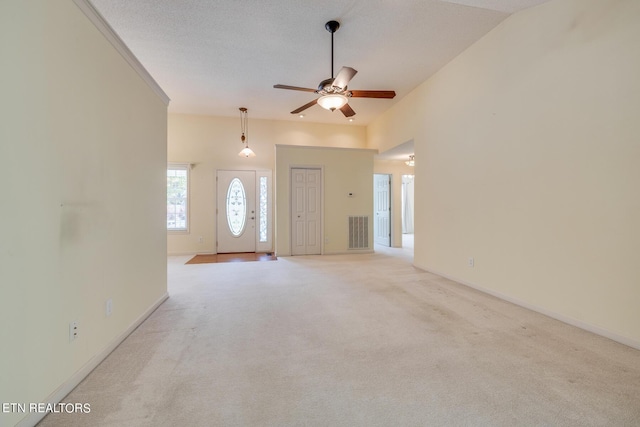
[90,0,550,127]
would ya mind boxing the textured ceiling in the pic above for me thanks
[90,0,550,126]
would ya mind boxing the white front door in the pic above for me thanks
[291,168,321,255]
[217,170,256,253]
[374,174,391,246]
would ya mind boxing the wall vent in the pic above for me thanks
[348,216,369,249]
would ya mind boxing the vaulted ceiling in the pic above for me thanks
[90,0,551,126]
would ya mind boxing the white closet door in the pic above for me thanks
[291,168,321,255]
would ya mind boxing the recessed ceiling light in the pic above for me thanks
[348,118,354,122]
[299,114,305,118]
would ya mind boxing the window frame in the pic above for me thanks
[167,163,190,233]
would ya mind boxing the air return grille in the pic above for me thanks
[348,216,369,249]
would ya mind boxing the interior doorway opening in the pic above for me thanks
[401,174,414,240]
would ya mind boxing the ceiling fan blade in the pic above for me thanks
[350,90,396,99]
[291,99,318,114]
[274,84,317,93]
[340,103,356,117]
[332,67,358,90]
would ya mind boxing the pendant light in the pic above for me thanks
[405,155,415,167]
[238,107,255,158]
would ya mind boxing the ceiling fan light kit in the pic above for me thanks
[273,20,395,118]
[317,94,348,111]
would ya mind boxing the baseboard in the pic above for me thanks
[324,250,375,255]
[423,267,640,351]
[17,292,170,427]
[168,252,217,256]
[275,250,375,257]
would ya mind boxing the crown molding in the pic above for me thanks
[73,0,170,106]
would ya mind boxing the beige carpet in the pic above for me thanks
[38,248,640,426]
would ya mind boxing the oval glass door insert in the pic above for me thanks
[226,178,247,236]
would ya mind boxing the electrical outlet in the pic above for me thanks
[106,298,113,317]
[69,321,78,342]
[325,236,329,243]
[198,236,204,243]
[468,257,475,267]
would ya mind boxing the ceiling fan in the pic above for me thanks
[274,20,396,118]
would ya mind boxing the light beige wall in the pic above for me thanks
[374,160,415,248]
[275,146,375,256]
[367,0,640,347]
[0,1,168,425]
[167,113,367,255]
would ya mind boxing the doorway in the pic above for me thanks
[291,168,322,255]
[216,169,272,254]
[373,174,391,247]
[402,175,414,247]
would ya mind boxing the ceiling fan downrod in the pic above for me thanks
[325,20,340,79]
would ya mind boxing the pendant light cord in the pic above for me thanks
[239,107,248,145]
